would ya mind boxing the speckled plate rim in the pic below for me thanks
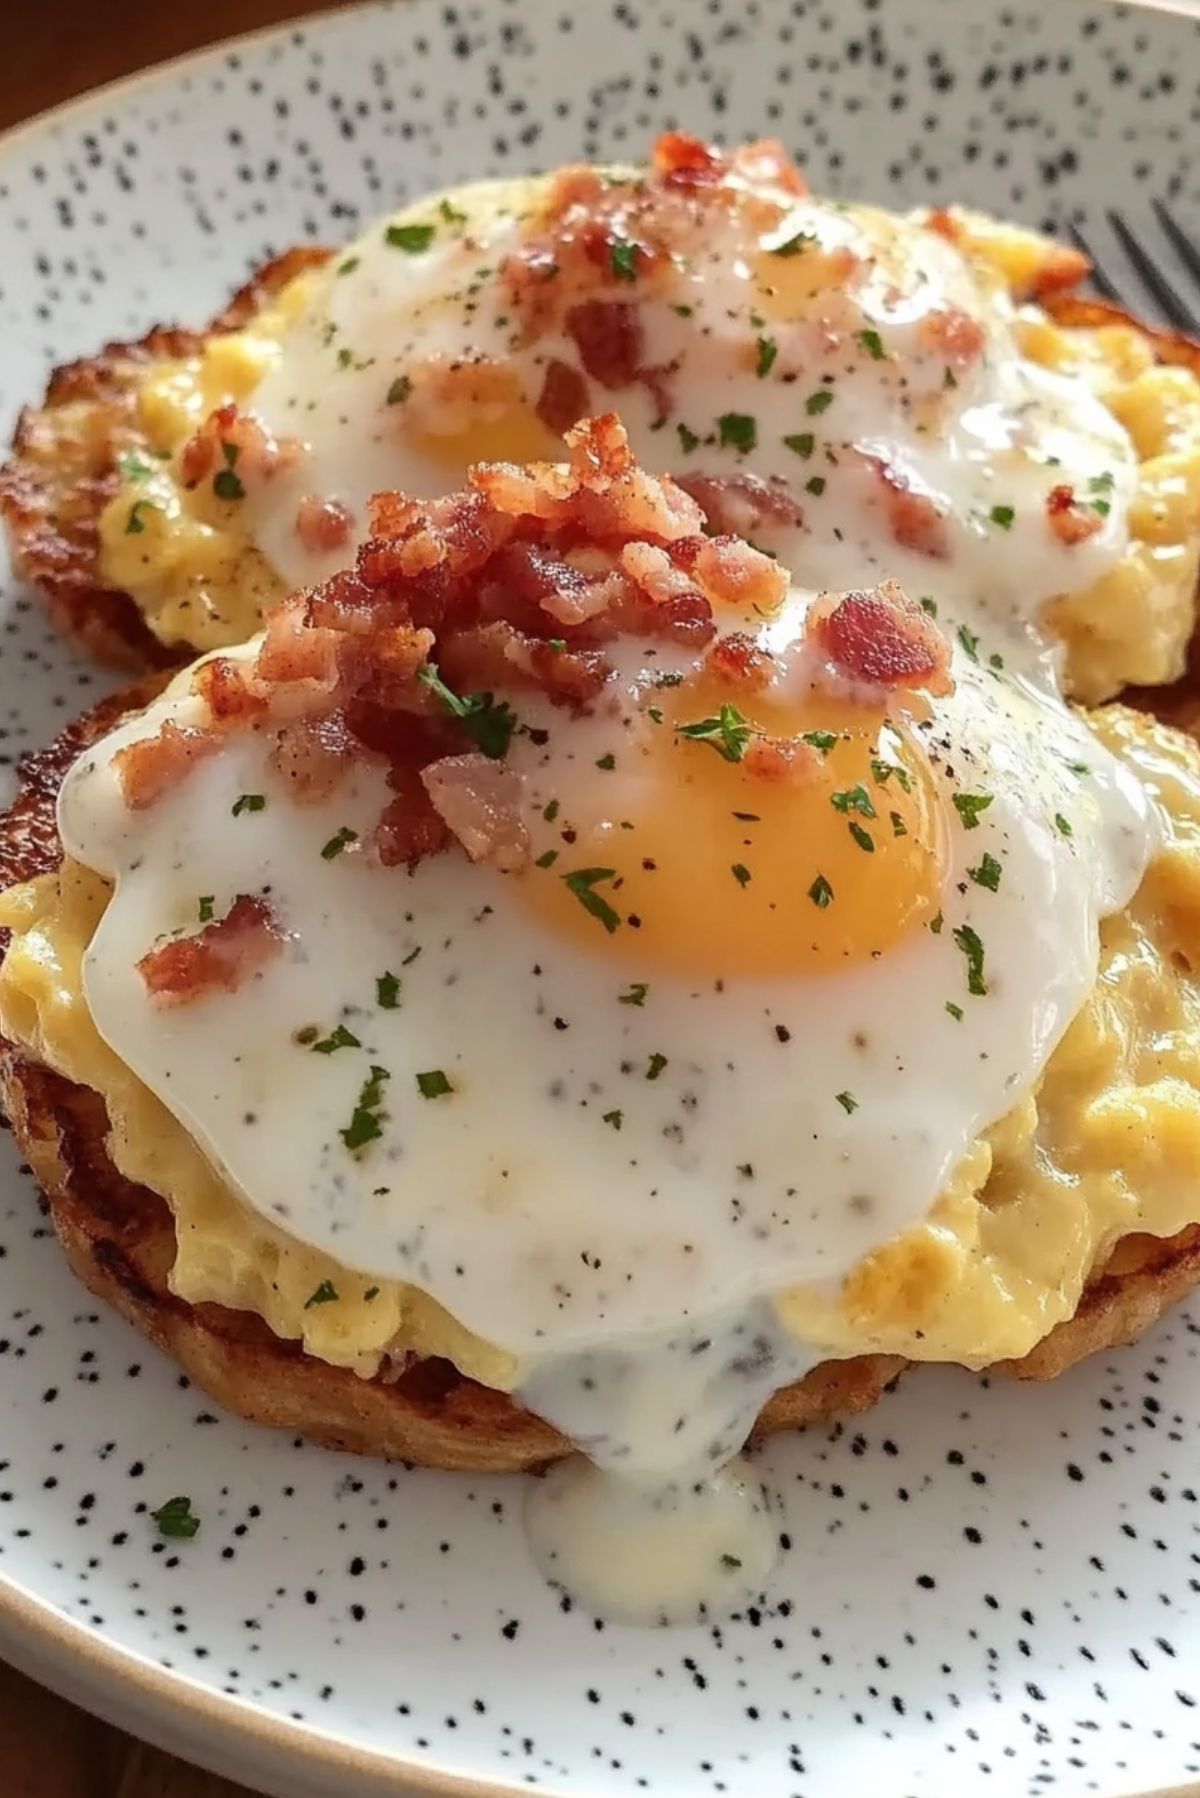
[2,3,1200,1796]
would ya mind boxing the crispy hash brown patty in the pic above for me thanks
[2,693,1200,1468]
[0,248,330,672]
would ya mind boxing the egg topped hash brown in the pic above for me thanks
[1,135,1200,1476]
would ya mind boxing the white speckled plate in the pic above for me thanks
[2,3,1200,1794]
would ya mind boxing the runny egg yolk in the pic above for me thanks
[521,676,950,980]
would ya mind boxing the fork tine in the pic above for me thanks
[1152,199,1200,295]
[1106,208,1199,334]
[1068,220,1123,305]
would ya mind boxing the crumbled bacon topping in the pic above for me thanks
[535,359,591,434]
[918,305,986,369]
[421,754,530,872]
[296,495,354,556]
[137,895,283,1006]
[113,416,746,865]
[564,300,644,390]
[674,472,803,539]
[1045,482,1104,546]
[862,455,951,561]
[704,631,777,691]
[179,403,300,493]
[809,580,954,697]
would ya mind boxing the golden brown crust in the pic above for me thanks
[3,687,1199,1468]
[1042,291,1200,382]
[0,248,330,672]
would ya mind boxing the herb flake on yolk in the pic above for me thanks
[521,675,948,978]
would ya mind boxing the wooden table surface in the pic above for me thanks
[3,7,340,1793]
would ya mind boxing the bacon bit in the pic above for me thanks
[114,720,224,810]
[421,753,530,873]
[374,764,453,869]
[535,359,591,433]
[564,300,644,389]
[704,631,778,691]
[1046,482,1103,546]
[504,541,633,627]
[179,402,300,492]
[918,305,986,368]
[269,711,355,804]
[744,736,821,783]
[296,495,354,556]
[674,472,803,538]
[691,534,789,614]
[440,622,611,708]
[652,131,726,187]
[923,208,961,248]
[137,895,283,1006]
[809,580,954,697]
[862,455,951,561]
[193,655,268,723]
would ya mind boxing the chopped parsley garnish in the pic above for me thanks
[677,422,700,454]
[312,1023,361,1055]
[755,335,778,378]
[720,1552,743,1569]
[676,702,756,763]
[1091,498,1111,518]
[439,197,468,225]
[603,1109,624,1129]
[610,237,640,282]
[386,374,412,406]
[805,388,834,416]
[543,798,560,822]
[417,663,519,759]
[118,451,152,481]
[1055,812,1073,837]
[535,849,559,869]
[890,810,908,838]
[337,347,354,369]
[337,255,361,276]
[945,1001,964,1021]
[717,412,757,454]
[340,1064,390,1152]
[385,221,436,252]
[671,302,695,318]
[364,1286,380,1302]
[989,504,1015,530]
[929,910,944,935]
[618,983,648,1007]
[304,1280,339,1308]
[376,972,401,1009]
[969,852,1002,892]
[848,822,875,853]
[952,792,993,830]
[770,229,818,258]
[957,624,980,662]
[783,432,815,459]
[858,327,885,360]
[231,793,265,816]
[401,946,422,966]
[808,873,833,908]
[1067,760,1090,777]
[548,639,566,652]
[836,1090,858,1114]
[831,784,876,818]
[197,896,215,923]
[646,1052,668,1081]
[655,671,684,688]
[214,442,246,502]
[919,595,938,617]
[731,862,751,887]
[595,753,616,771]
[806,475,826,496]
[125,499,157,535]
[151,1496,200,1541]
[801,729,837,754]
[870,757,911,792]
[562,867,621,934]
[416,1069,454,1099]
[953,924,988,996]
[321,826,358,859]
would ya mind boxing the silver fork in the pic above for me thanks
[1068,203,1200,336]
